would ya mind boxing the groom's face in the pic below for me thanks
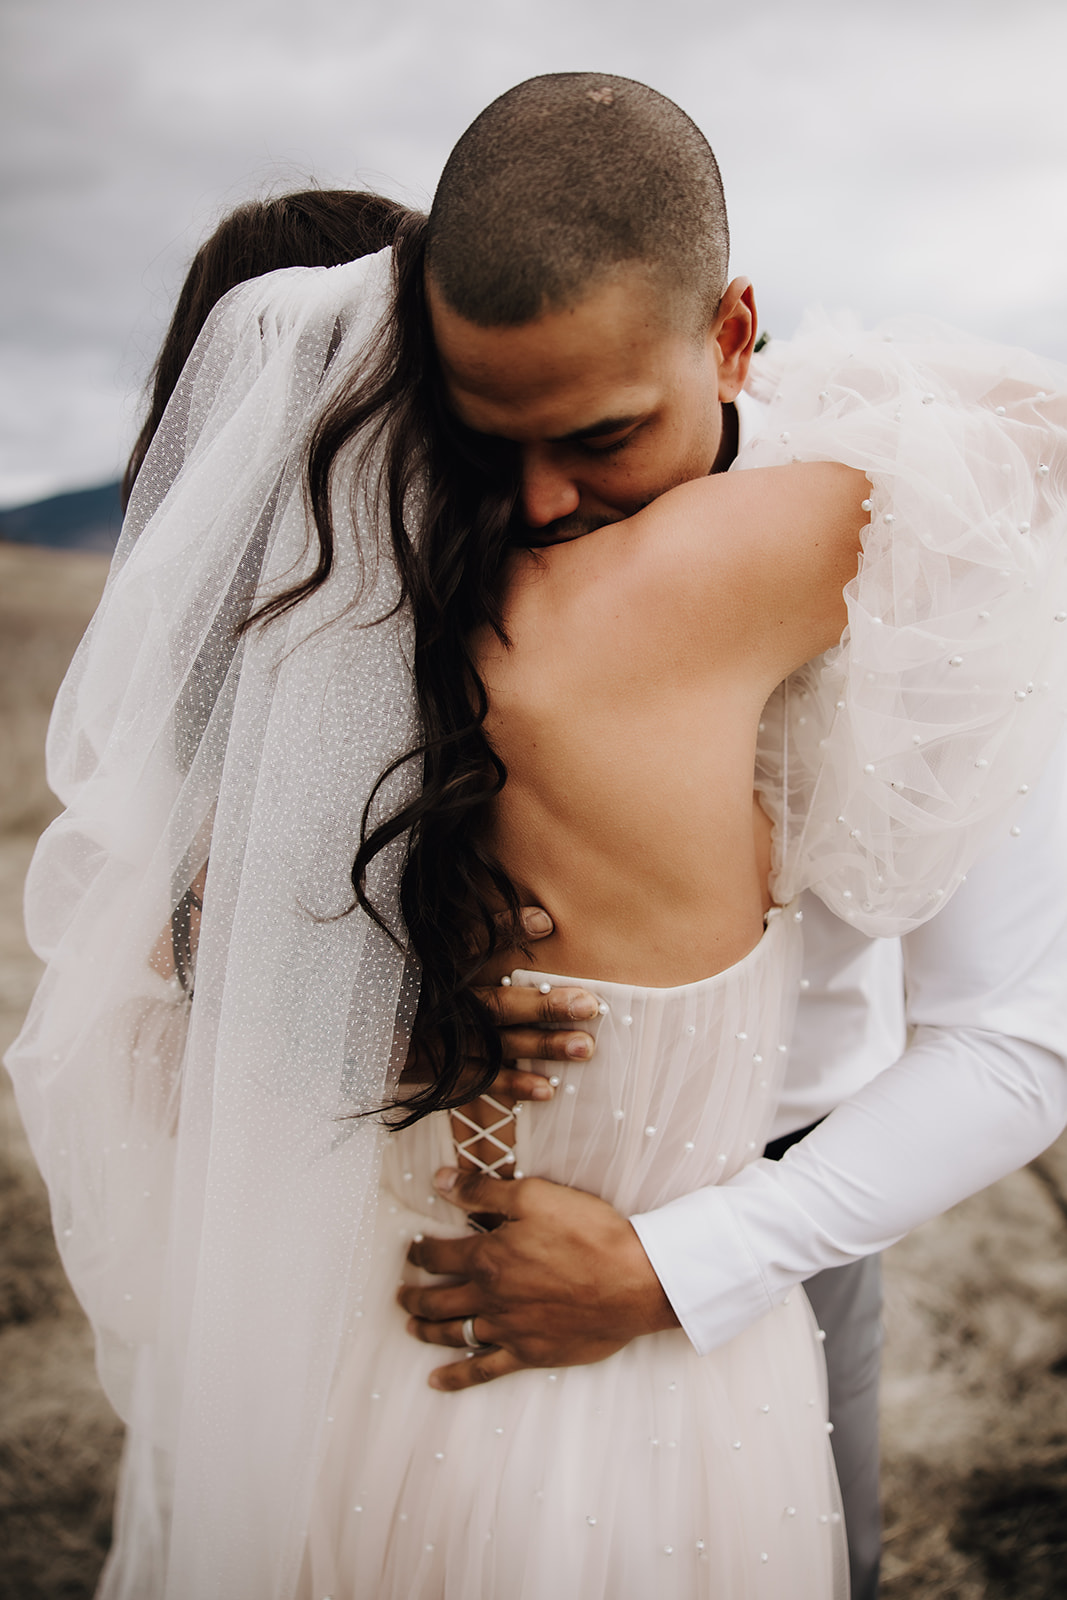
[428,266,755,543]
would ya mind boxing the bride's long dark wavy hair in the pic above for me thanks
[257,217,528,1125]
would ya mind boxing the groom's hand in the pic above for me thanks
[474,973,601,1102]
[402,906,601,1102]
[480,906,600,1102]
[399,1168,679,1391]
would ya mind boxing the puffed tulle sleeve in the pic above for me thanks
[744,313,1067,936]
[4,253,421,1599]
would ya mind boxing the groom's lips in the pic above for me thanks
[516,509,625,548]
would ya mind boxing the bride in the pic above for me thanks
[7,74,1067,1600]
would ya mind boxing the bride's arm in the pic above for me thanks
[621,460,869,694]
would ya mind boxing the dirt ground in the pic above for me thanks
[2,541,1066,1598]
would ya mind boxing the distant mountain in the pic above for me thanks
[0,481,123,552]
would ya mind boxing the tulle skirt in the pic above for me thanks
[303,1145,847,1600]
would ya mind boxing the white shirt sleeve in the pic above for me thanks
[631,732,1067,1357]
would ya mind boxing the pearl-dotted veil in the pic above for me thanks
[6,250,419,1598]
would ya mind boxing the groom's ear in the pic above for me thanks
[709,277,758,403]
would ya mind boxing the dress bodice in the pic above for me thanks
[382,904,802,1220]
[333,900,846,1600]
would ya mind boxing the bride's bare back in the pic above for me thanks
[477,461,868,986]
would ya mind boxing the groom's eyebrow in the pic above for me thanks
[549,414,643,443]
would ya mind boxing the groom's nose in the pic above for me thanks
[520,445,581,529]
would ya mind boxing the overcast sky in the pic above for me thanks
[3,0,1066,507]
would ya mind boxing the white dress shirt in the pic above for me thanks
[631,393,1067,1356]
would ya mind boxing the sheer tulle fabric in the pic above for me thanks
[747,314,1067,933]
[5,253,419,1599]
[5,260,1067,1599]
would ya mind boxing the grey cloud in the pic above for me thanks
[3,0,1066,504]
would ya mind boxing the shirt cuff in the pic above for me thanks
[631,1174,779,1357]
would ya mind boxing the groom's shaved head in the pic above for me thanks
[427,73,729,333]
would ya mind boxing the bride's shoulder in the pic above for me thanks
[623,462,869,681]
[637,459,867,553]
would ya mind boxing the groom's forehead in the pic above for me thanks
[426,269,687,435]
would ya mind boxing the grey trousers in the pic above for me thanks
[804,1255,884,1600]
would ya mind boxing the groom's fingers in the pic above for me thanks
[497,1026,595,1064]
[474,983,602,1097]
[398,1278,477,1322]
[488,1065,561,1101]
[406,1230,483,1282]
[434,1168,537,1221]
[404,1313,503,1350]
[429,1346,526,1391]
[475,983,601,1029]
[403,1172,538,1291]
[516,905,554,941]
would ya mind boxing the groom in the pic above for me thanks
[397,74,1067,1598]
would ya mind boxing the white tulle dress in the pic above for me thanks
[5,251,1067,1600]
[305,908,851,1599]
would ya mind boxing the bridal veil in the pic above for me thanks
[6,250,418,1598]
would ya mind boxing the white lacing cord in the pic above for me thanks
[450,1093,517,1177]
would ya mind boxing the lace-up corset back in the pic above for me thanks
[383,905,801,1221]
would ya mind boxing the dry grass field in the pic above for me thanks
[1,540,1066,1598]
[0,545,123,1599]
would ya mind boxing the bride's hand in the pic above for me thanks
[399,1168,678,1390]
